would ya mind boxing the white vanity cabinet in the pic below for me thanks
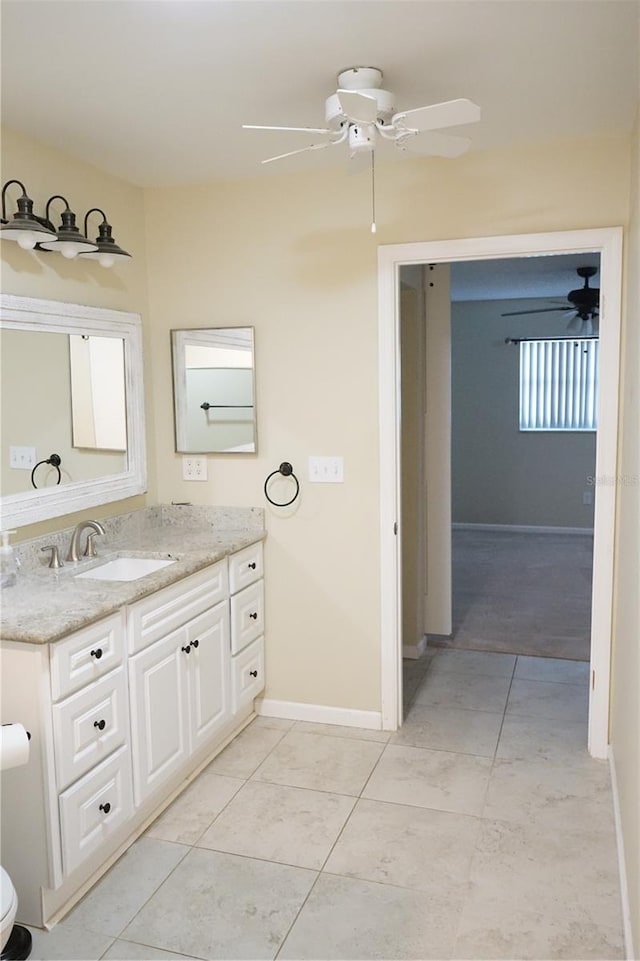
[0,539,265,930]
[51,613,134,876]
[129,594,231,804]
[229,542,265,711]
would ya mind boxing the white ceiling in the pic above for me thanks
[2,0,638,186]
[449,253,602,301]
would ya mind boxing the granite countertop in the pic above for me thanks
[0,506,265,645]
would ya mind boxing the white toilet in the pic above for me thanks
[0,725,32,961]
[0,867,18,950]
[0,865,30,960]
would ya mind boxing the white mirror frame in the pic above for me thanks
[0,295,147,529]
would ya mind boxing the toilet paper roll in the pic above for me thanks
[0,723,30,771]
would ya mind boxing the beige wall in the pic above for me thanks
[610,108,640,952]
[0,126,154,539]
[452,300,597,527]
[143,133,630,712]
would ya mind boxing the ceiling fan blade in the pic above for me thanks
[261,142,330,165]
[243,124,331,134]
[393,98,481,133]
[337,90,379,123]
[399,131,471,158]
[501,306,574,317]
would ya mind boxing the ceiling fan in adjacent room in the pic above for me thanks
[243,66,481,231]
[501,266,600,335]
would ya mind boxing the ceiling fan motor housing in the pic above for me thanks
[569,267,599,316]
[325,66,395,129]
[348,124,376,152]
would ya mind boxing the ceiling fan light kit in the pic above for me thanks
[501,266,600,336]
[243,66,481,230]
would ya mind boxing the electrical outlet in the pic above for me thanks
[182,456,208,481]
[9,446,36,470]
[308,456,344,483]
[583,490,593,506]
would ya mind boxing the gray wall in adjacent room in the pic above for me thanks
[451,299,597,528]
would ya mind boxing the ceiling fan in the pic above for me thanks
[501,266,600,336]
[243,66,481,166]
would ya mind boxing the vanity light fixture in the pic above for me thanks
[79,208,131,268]
[0,180,58,249]
[0,181,132,267]
[37,195,98,258]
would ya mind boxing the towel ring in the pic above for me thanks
[31,453,62,489]
[264,462,300,507]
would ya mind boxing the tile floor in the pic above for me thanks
[26,650,624,960]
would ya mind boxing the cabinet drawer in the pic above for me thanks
[232,637,264,713]
[230,579,264,654]
[229,541,264,595]
[128,561,228,654]
[51,614,125,701]
[59,745,133,877]
[53,667,129,791]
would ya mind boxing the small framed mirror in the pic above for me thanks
[171,328,257,454]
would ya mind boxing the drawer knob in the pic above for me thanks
[99,802,111,814]
[181,645,191,654]
[248,562,257,570]
[90,648,103,660]
[93,719,106,731]
[249,612,258,620]
[191,639,200,649]
[249,669,258,678]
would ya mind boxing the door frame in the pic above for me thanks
[378,227,623,758]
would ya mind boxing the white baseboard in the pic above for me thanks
[403,635,428,660]
[452,522,594,536]
[255,698,383,731]
[609,747,636,961]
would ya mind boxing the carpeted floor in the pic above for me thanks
[430,529,593,662]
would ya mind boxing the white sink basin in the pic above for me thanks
[75,557,176,582]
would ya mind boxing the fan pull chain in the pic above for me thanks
[371,150,377,234]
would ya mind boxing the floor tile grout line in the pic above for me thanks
[491,655,517,765]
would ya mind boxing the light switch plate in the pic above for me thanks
[308,456,344,483]
[182,456,208,481]
[9,446,36,469]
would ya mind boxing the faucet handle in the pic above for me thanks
[84,532,100,558]
[41,545,63,569]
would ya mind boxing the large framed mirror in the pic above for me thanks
[0,295,147,528]
[171,327,257,453]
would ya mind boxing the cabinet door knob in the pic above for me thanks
[93,719,106,731]
[181,645,191,654]
[90,648,103,659]
[248,562,257,570]
[99,802,111,814]
[249,669,258,678]
[191,639,200,649]
[249,612,258,620]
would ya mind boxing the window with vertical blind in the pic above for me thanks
[519,337,599,431]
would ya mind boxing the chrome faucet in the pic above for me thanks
[66,520,106,563]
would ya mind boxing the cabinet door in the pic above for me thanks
[129,627,190,806]
[186,602,231,751]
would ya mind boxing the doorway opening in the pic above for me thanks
[378,229,623,758]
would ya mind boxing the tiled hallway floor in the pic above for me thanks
[27,651,624,960]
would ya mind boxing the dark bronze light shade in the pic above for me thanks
[79,209,131,267]
[38,197,98,257]
[0,180,58,249]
